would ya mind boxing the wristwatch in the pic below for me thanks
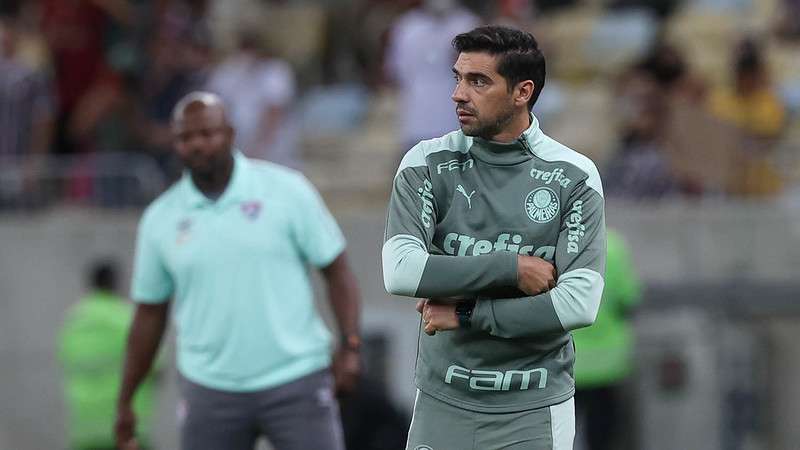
[455,300,476,329]
[341,334,362,352]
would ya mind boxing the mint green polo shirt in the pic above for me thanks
[130,152,345,392]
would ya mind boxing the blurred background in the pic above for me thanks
[1,0,800,448]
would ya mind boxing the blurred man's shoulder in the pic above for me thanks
[247,158,306,185]
[139,181,185,224]
[245,158,326,205]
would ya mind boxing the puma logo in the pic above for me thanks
[456,184,476,209]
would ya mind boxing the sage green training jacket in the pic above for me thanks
[383,115,606,413]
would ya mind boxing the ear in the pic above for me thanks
[515,80,535,108]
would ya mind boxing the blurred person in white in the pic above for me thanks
[385,0,479,159]
[0,4,54,207]
[0,5,53,162]
[207,28,300,169]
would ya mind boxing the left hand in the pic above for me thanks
[416,299,459,336]
[332,347,361,396]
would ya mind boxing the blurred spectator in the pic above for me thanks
[708,38,787,139]
[59,259,158,450]
[607,0,683,20]
[207,28,300,168]
[604,70,679,198]
[634,41,706,103]
[132,3,212,179]
[157,0,209,39]
[573,230,642,450]
[0,6,54,161]
[540,0,582,12]
[40,0,131,154]
[605,42,709,198]
[776,0,800,40]
[704,38,787,196]
[339,0,416,88]
[384,0,479,157]
[491,0,536,29]
[0,5,55,209]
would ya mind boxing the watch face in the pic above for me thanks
[343,334,362,351]
[456,301,475,314]
[456,301,475,329]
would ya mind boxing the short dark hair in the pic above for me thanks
[89,259,118,292]
[452,25,546,110]
[734,38,763,76]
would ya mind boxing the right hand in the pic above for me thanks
[115,404,139,450]
[517,255,557,296]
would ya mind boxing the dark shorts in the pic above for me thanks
[178,369,345,450]
[405,389,575,450]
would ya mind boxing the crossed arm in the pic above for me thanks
[382,166,606,338]
[416,255,557,335]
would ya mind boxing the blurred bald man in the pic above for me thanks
[115,92,362,450]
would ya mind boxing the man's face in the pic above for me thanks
[451,52,516,140]
[172,106,233,175]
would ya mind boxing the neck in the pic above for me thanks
[191,154,234,198]
[489,110,531,143]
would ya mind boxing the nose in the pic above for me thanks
[452,80,468,104]
[186,133,206,152]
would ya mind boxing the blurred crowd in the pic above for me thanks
[1,0,799,209]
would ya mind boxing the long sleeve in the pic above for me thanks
[382,150,518,299]
[471,178,606,338]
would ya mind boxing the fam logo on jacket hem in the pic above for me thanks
[525,187,559,223]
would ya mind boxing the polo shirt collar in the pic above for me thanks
[182,151,250,209]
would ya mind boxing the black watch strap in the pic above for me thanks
[455,300,476,329]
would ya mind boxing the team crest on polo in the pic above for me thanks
[525,187,559,223]
[241,200,262,221]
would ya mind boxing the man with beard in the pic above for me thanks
[115,92,361,450]
[382,26,606,450]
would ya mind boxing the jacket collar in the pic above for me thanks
[468,113,544,166]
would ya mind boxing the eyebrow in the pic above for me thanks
[452,67,492,79]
